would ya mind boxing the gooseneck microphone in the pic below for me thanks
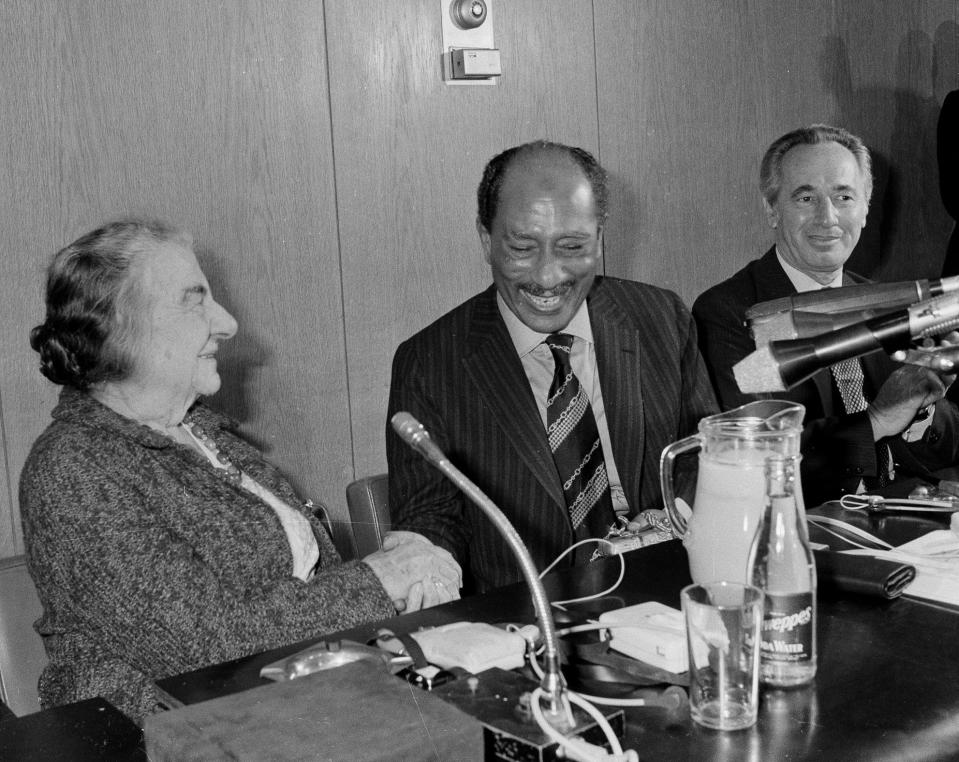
[390,412,575,727]
[392,412,450,466]
[734,290,959,393]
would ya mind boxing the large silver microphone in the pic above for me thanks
[734,290,959,392]
[748,275,959,346]
[390,412,574,727]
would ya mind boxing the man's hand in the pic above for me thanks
[363,531,462,612]
[868,363,949,440]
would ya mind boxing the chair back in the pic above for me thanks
[0,555,46,716]
[346,474,390,557]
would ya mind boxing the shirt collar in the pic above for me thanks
[496,292,594,358]
[776,248,843,293]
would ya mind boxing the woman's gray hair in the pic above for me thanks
[30,219,191,389]
[760,124,873,206]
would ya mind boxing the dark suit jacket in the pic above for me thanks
[387,277,718,592]
[693,248,959,505]
[940,90,959,277]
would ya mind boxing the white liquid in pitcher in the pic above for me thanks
[683,448,772,585]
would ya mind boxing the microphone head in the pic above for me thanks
[749,311,798,346]
[390,411,425,444]
[733,346,787,393]
[940,275,959,293]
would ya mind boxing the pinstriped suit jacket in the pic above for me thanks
[387,277,718,592]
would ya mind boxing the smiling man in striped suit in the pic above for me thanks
[386,140,717,593]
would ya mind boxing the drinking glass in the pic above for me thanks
[681,581,764,730]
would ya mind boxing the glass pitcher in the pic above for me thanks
[659,400,805,584]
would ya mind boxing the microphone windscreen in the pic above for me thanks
[733,346,787,393]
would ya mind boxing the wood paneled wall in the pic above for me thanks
[0,0,350,555]
[326,0,601,481]
[0,1,956,559]
[597,1,959,296]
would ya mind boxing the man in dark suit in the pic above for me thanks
[694,124,959,506]
[387,140,717,592]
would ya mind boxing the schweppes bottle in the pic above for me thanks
[747,454,817,686]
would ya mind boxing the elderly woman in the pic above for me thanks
[19,220,461,722]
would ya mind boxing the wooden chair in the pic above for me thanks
[345,473,390,557]
[0,556,47,716]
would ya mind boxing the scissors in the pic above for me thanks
[837,493,959,514]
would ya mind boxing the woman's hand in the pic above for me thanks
[363,531,462,612]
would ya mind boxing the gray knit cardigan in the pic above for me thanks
[19,387,394,722]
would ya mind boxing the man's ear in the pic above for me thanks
[762,198,780,229]
[476,217,492,263]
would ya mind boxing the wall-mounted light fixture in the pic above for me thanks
[439,0,501,85]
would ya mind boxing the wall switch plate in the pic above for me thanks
[449,48,501,79]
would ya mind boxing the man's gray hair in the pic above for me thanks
[760,124,873,205]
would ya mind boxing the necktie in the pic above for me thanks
[821,285,891,488]
[829,359,891,487]
[829,358,868,414]
[545,333,615,534]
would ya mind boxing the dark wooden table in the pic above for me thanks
[0,697,145,761]
[156,511,959,762]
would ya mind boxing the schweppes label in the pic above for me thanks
[760,592,813,662]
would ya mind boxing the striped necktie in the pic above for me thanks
[545,333,615,535]
[821,285,891,488]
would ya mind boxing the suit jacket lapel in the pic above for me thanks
[588,281,645,505]
[462,287,567,509]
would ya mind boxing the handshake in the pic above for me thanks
[362,530,463,613]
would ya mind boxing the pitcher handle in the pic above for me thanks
[659,434,701,538]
